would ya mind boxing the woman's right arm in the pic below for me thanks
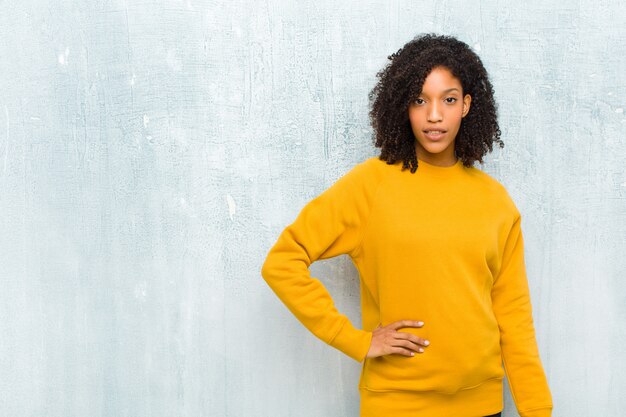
[260,160,376,362]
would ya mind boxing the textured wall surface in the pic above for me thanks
[0,1,624,416]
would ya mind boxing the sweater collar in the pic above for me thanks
[415,157,465,178]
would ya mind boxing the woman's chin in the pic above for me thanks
[417,143,452,156]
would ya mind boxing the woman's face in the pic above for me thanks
[408,66,472,165]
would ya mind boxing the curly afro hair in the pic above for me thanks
[368,33,503,173]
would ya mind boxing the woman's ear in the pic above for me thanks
[462,94,472,118]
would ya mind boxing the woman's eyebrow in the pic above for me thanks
[419,88,460,96]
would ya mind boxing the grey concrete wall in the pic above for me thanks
[0,1,624,416]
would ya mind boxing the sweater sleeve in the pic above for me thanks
[260,161,376,362]
[491,213,554,417]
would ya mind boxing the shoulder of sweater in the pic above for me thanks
[344,156,391,185]
[466,166,521,218]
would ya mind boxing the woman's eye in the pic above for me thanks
[414,97,456,105]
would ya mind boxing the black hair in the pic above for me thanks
[368,32,503,172]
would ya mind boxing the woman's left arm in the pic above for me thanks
[491,213,554,417]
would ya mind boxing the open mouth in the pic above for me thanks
[423,130,447,140]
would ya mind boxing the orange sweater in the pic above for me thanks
[261,156,553,417]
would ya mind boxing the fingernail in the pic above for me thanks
[418,348,424,352]
[418,321,423,326]
[424,340,429,345]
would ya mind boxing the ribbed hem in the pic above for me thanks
[359,377,503,417]
[519,406,553,417]
[328,318,373,362]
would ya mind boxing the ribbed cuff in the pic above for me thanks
[520,406,552,417]
[328,319,373,362]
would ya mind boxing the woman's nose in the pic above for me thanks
[427,103,443,122]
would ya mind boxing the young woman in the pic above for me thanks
[261,33,553,417]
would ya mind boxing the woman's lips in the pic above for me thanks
[423,130,447,141]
